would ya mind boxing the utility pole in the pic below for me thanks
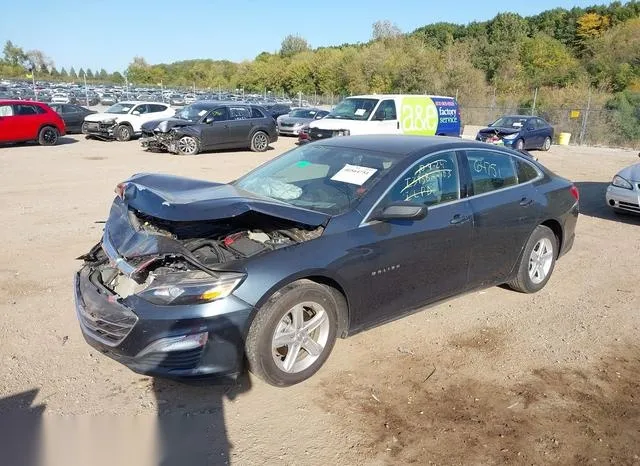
[579,88,592,146]
[83,71,89,106]
[531,87,538,116]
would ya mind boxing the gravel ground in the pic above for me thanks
[0,135,639,466]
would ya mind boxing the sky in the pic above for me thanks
[1,0,601,73]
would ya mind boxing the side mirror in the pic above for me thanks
[371,202,427,222]
[132,110,140,116]
[373,114,385,121]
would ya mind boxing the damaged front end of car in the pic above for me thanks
[83,119,118,140]
[140,119,197,154]
[74,173,327,377]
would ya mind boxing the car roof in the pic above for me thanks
[312,134,514,158]
[500,115,534,119]
[0,99,47,106]
[347,94,456,100]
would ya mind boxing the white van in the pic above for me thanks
[307,94,461,142]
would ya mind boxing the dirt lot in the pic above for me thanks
[0,134,639,466]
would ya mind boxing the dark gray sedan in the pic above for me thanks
[74,136,579,386]
[48,103,96,133]
[277,108,329,136]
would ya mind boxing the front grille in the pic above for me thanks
[309,127,334,140]
[75,275,138,346]
[85,122,100,130]
[280,122,294,127]
[138,347,203,370]
[619,201,640,212]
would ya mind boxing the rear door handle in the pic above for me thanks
[519,197,534,207]
[450,214,471,225]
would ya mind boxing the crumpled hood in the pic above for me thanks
[84,112,122,123]
[279,116,313,125]
[617,162,640,182]
[120,173,330,226]
[478,126,521,136]
[141,118,193,133]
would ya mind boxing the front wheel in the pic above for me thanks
[507,225,557,293]
[38,126,59,146]
[542,136,552,151]
[514,138,524,151]
[245,280,339,386]
[250,131,269,152]
[176,136,200,155]
[115,124,133,142]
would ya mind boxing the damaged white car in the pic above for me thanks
[82,102,175,141]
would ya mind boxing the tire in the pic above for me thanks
[245,280,340,386]
[38,126,59,146]
[507,225,558,293]
[115,124,133,142]
[542,136,552,151]
[176,136,200,155]
[250,131,269,152]
[514,138,524,151]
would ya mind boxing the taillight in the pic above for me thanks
[115,182,127,199]
[569,185,579,201]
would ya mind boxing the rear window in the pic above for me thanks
[14,104,44,115]
[515,158,540,183]
[251,107,265,119]
[0,104,14,116]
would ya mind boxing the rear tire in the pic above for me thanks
[245,280,339,386]
[250,131,269,152]
[38,126,59,146]
[507,225,557,293]
[542,136,552,151]
[115,124,132,142]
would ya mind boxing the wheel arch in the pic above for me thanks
[540,218,563,258]
[248,271,351,339]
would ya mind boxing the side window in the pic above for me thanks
[465,150,517,195]
[62,105,76,114]
[372,100,397,121]
[536,118,547,129]
[206,107,229,123]
[515,158,540,183]
[14,104,39,115]
[383,152,459,206]
[133,104,148,115]
[229,107,251,120]
[0,104,14,116]
[250,107,265,119]
[149,104,167,113]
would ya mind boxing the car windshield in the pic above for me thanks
[289,109,319,119]
[105,103,133,114]
[233,144,396,215]
[326,98,379,121]
[175,104,209,121]
[491,116,528,128]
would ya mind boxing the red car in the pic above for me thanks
[0,100,66,146]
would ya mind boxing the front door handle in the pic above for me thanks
[519,197,534,207]
[450,214,471,225]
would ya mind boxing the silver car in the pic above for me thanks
[277,108,329,136]
[606,161,640,214]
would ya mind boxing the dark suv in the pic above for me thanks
[141,101,278,155]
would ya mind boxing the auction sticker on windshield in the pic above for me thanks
[331,164,377,185]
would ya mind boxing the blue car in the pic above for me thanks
[476,115,554,151]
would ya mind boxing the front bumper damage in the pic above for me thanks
[83,121,118,140]
[140,130,182,154]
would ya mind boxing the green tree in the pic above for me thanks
[589,18,640,91]
[280,35,310,57]
[111,71,124,84]
[69,66,77,79]
[86,68,94,79]
[520,33,583,87]
[60,67,68,79]
[2,40,26,66]
[98,68,108,81]
[605,90,640,143]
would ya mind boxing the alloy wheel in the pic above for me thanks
[43,128,57,144]
[177,136,198,155]
[271,302,330,373]
[528,238,554,284]
[253,133,268,151]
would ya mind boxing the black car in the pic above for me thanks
[476,115,554,151]
[49,103,96,133]
[74,135,579,386]
[264,103,292,120]
[140,101,278,155]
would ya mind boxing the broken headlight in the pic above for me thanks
[138,271,245,305]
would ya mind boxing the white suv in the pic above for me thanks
[82,101,175,141]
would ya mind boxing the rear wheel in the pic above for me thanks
[250,131,269,152]
[245,280,339,386]
[507,225,557,293]
[176,136,200,155]
[542,136,552,151]
[115,124,132,142]
[38,126,59,146]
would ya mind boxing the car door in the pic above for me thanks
[62,104,82,132]
[227,106,253,144]
[346,151,473,329]
[199,107,231,149]
[0,104,19,142]
[11,104,43,141]
[462,149,545,288]
[526,118,544,149]
[370,99,399,134]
